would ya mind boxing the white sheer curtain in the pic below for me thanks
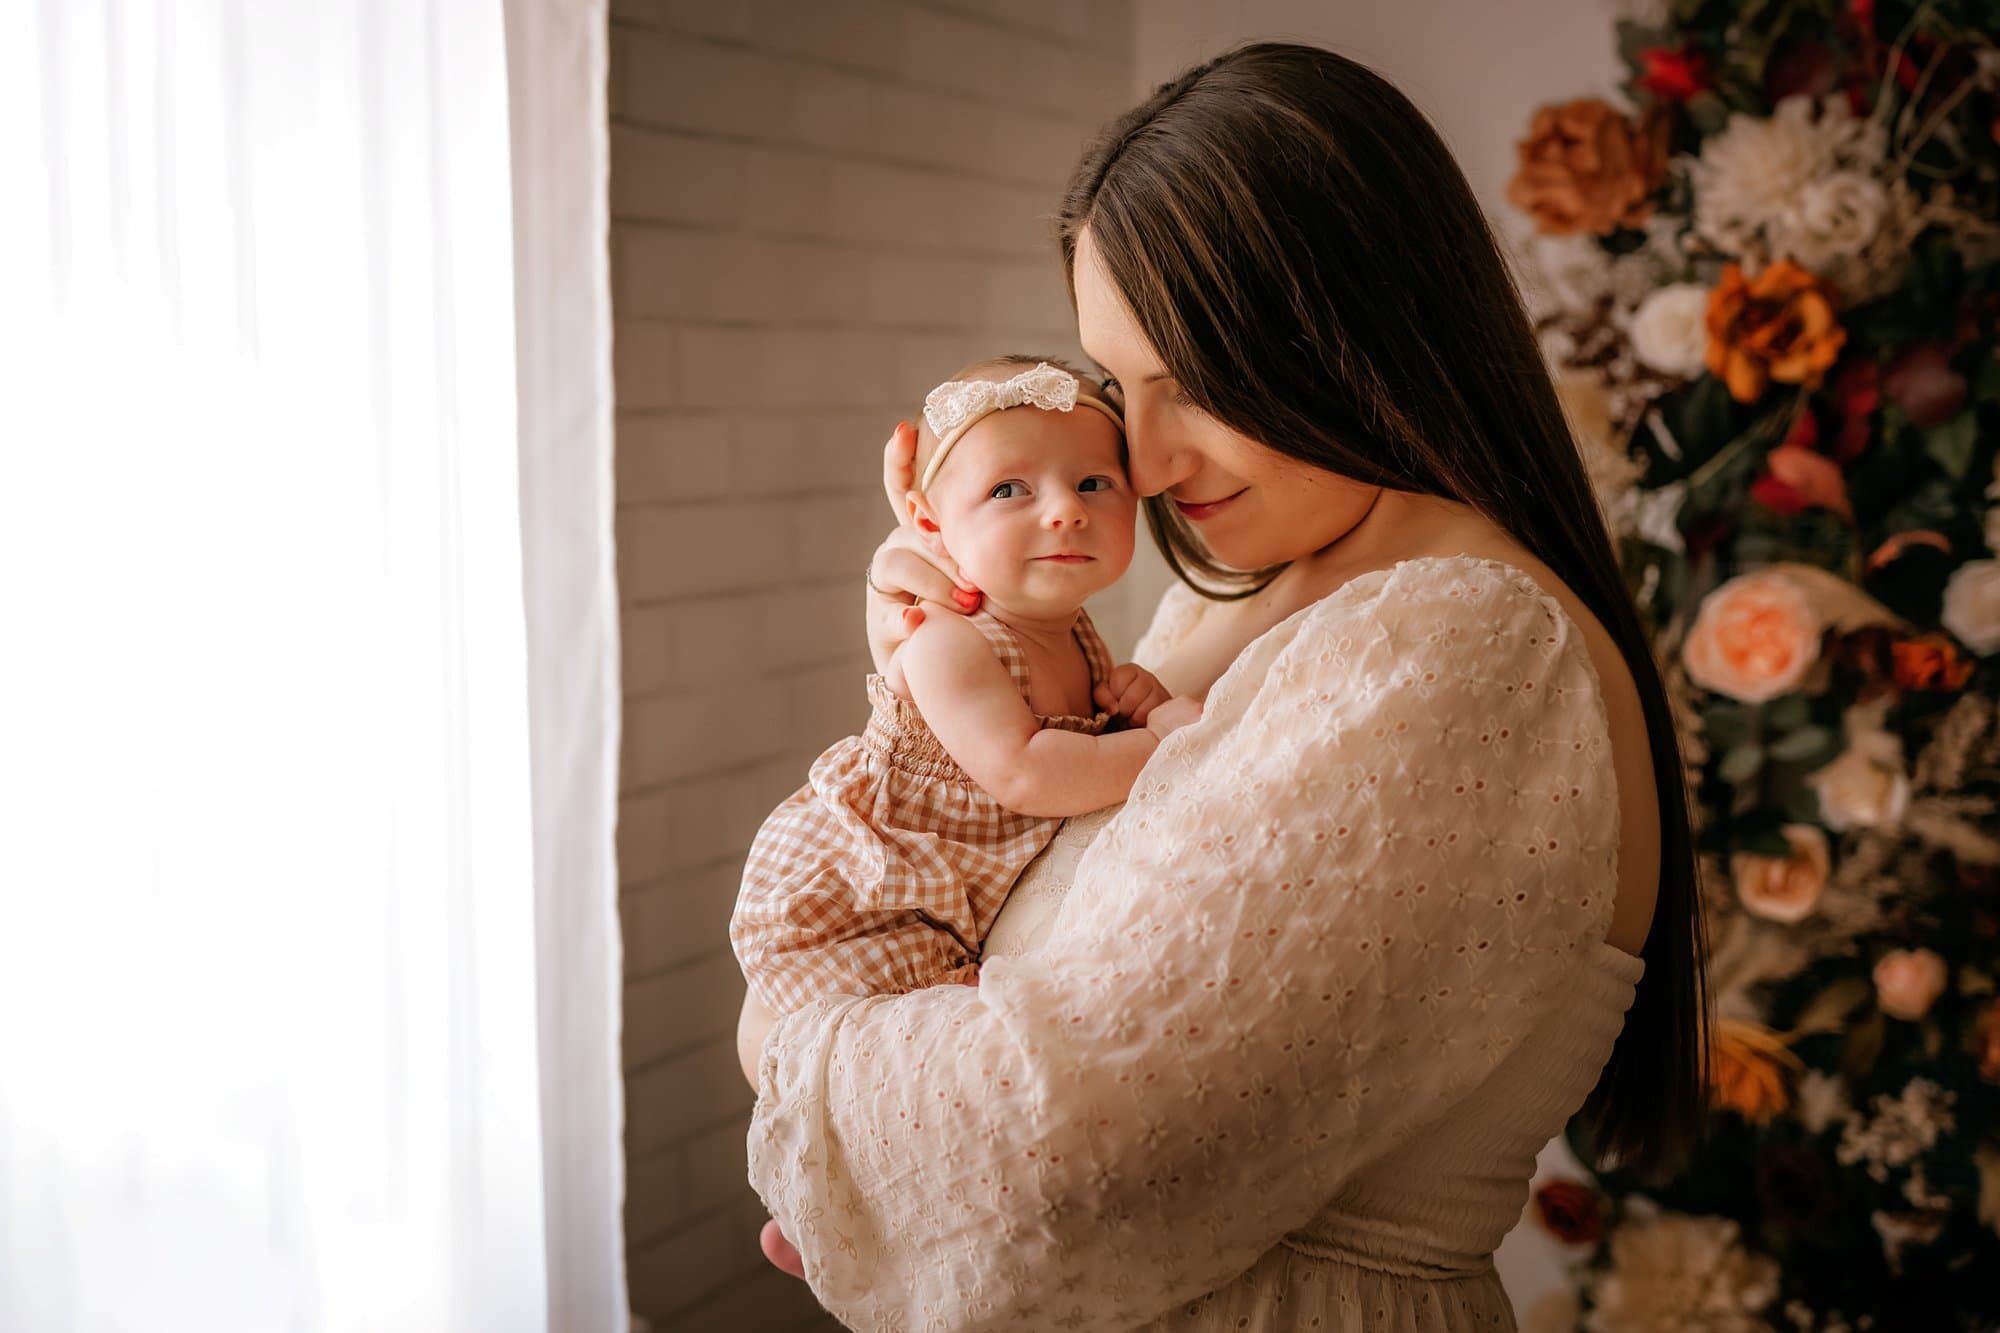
[0,2,622,1329]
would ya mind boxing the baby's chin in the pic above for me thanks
[972,564,1128,616]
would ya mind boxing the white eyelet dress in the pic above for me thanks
[748,556,1646,1332]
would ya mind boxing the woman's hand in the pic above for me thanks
[864,422,982,674]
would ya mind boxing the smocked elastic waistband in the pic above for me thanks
[1277,1234,1495,1283]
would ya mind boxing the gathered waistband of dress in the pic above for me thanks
[1277,1234,1497,1283]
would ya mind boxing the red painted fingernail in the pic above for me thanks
[951,588,982,611]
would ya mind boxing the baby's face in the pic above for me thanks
[920,407,1136,615]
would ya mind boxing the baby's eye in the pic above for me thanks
[990,480,1030,500]
[1077,476,1116,493]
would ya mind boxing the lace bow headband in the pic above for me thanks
[917,362,1124,493]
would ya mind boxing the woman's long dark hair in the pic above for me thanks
[1056,41,1708,1180]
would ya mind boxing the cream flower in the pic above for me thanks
[1731,824,1830,924]
[1688,95,1887,259]
[1682,569,1823,703]
[1554,367,1643,504]
[1873,948,1949,1021]
[1976,1143,2000,1240]
[1794,1069,1853,1135]
[1628,284,1712,379]
[1942,559,2000,655]
[1809,702,1910,831]
[1518,231,1614,323]
[1782,171,1889,270]
[1585,1213,1781,1333]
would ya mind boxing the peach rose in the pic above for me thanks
[1873,948,1948,1021]
[1682,569,1824,703]
[1731,824,1831,924]
[1706,261,1848,404]
[1709,1018,1803,1124]
[1507,99,1671,236]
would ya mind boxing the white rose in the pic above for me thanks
[1810,736,1911,831]
[1628,284,1712,378]
[1944,559,2000,655]
[1782,170,1889,267]
[1518,232,1612,323]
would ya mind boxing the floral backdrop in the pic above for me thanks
[1505,0,2000,1327]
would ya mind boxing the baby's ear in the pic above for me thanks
[905,490,945,550]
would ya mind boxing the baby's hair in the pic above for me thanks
[912,354,1121,484]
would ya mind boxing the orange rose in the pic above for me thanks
[1682,569,1824,703]
[1507,99,1671,236]
[1973,998,2000,1083]
[1706,261,1848,404]
[1731,824,1831,924]
[1709,1018,1804,1124]
[1891,634,1974,691]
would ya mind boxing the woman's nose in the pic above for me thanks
[1121,412,1193,499]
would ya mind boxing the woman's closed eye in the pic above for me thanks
[990,480,1031,500]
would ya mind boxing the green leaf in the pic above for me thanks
[1705,701,1754,751]
[1719,742,1766,785]
[1763,696,1811,732]
[1923,409,1978,479]
[1841,1010,1886,1079]
[1975,354,2000,404]
[1686,90,1733,134]
[1739,825,1795,857]
[1768,725,1838,764]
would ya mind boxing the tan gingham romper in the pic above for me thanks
[731,608,1116,1018]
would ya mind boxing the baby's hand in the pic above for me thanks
[1145,696,1202,740]
[1094,663,1174,725]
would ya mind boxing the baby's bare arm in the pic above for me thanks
[900,613,1172,818]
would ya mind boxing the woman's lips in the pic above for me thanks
[1172,488,1246,521]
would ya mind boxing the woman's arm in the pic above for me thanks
[747,565,1625,1331]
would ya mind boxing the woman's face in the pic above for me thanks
[1071,227,1377,572]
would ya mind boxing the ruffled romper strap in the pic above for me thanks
[1070,607,1116,692]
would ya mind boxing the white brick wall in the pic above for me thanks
[608,3,1135,1327]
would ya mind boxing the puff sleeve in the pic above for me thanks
[746,560,1623,1331]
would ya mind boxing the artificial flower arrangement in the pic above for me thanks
[1507,0,2000,1327]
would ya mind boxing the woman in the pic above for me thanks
[736,42,1706,1331]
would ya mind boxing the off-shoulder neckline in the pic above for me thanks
[1207,553,1650,978]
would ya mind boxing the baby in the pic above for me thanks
[729,355,1200,1273]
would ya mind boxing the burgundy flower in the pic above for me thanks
[1757,1144,1833,1228]
[1533,1179,1605,1245]
[1830,359,1881,461]
[1764,39,1838,103]
[1882,345,1968,429]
